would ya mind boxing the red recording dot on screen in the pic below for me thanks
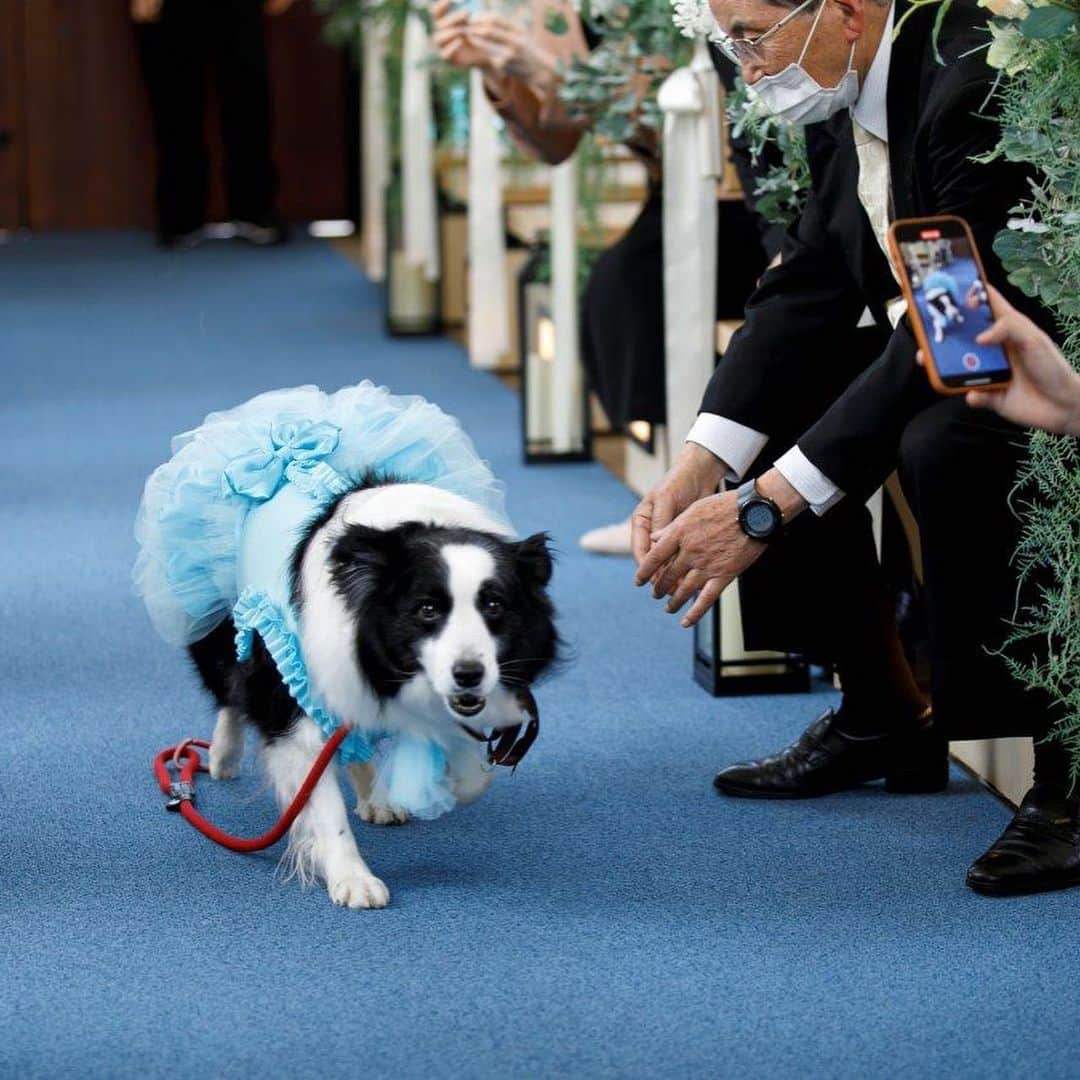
[919,229,942,239]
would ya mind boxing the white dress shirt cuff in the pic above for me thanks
[774,446,846,516]
[685,413,768,481]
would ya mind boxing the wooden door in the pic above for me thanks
[0,0,351,231]
[0,0,26,229]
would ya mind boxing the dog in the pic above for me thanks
[922,269,966,344]
[187,475,559,909]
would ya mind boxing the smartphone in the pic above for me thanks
[887,215,1012,395]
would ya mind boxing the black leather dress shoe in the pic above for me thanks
[713,707,948,799]
[966,785,1080,896]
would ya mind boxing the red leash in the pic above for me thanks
[153,726,349,852]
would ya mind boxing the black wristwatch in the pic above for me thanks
[735,479,783,541]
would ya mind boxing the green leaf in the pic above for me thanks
[1019,5,1077,39]
[1037,276,1065,305]
[1000,127,1055,161]
[544,8,569,35]
[1007,266,1038,295]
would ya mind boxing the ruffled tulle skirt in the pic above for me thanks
[134,380,510,647]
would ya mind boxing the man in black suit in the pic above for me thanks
[633,0,1080,894]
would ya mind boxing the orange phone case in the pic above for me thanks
[886,215,1011,397]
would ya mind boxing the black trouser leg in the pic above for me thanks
[212,0,277,224]
[1034,738,1075,794]
[738,459,925,735]
[137,1,209,237]
[898,397,1056,742]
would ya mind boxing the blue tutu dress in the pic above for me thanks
[134,382,513,819]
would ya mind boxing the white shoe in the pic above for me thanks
[579,517,633,556]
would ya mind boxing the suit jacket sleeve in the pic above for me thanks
[796,78,1044,500]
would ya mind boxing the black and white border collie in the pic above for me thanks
[189,476,558,909]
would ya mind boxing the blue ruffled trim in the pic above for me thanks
[232,588,376,765]
[232,588,459,817]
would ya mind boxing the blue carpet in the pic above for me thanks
[2,233,1077,1079]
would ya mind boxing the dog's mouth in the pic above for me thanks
[448,692,486,718]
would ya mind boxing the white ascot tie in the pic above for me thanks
[401,11,440,281]
[851,116,893,269]
[659,37,722,460]
[361,23,389,282]
[467,70,510,369]
[851,116,907,326]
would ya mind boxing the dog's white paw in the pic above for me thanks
[356,801,410,826]
[208,740,243,780]
[327,868,390,909]
[209,708,245,779]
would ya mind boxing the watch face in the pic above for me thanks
[741,499,780,539]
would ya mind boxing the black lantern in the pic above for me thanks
[517,241,592,464]
[384,170,443,337]
[693,577,810,696]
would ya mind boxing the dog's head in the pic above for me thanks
[320,522,558,724]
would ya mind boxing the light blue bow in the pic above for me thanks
[224,419,344,501]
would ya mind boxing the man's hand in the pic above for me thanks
[636,467,808,628]
[130,0,163,23]
[631,442,726,571]
[635,491,767,628]
[463,11,558,84]
[264,0,295,15]
[432,0,490,67]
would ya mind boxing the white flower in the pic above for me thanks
[1007,217,1051,233]
[671,0,718,39]
[986,21,1030,74]
[977,0,1029,20]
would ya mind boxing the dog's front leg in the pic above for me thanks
[209,707,246,779]
[263,716,389,909]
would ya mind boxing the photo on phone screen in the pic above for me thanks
[897,229,1010,385]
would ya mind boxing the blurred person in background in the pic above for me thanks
[131,0,294,249]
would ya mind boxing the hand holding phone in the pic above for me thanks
[887,215,1012,395]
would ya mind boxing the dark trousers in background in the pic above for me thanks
[581,188,769,430]
[738,365,1055,747]
[137,0,277,237]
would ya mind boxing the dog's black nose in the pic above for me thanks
[452,660,485,689]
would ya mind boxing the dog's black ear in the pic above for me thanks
[514,532,554,590]
[330,524,396,602]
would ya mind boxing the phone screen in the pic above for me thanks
[896,226,1010,386]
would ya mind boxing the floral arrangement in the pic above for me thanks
[975,0,1080,775]
[556,0,693,141]
[724,74,809,226]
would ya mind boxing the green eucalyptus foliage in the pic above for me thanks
[978,0,1080,776]
[725,75,810,227]
[558,0,693,142]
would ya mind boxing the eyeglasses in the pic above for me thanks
[713,0,817,67]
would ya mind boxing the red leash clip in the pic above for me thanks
[163,738,209,810]
[153,727,348,852]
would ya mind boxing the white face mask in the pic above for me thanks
[746,1,860,125]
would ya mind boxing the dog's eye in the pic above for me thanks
[416,600,440,622]
[482,597,504,618]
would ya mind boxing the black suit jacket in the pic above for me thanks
[699,0,1050,500]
